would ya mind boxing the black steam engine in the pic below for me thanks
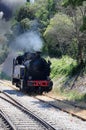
[12,51,53,94]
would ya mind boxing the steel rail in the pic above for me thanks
[0,91,56,130]
[0,109,16,130]
[34,95,86,121]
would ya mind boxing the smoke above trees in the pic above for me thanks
[0,0,43,76]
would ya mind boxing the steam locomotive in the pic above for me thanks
[12,51,53,94]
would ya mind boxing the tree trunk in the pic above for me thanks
[77,41,84,65]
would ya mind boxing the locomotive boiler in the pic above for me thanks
[12,51,53,94]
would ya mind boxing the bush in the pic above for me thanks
[50,56,77,78]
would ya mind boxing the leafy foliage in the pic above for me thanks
[20,18,30,31]
[33,0,56,32]
[16,3,35,22]
[63,0,86,32]
[44,13,75,57]
[15,0,86,64]
[50,56,77,78]
[15,0,57,34]
[62,0,85,7]
[62,0,86,64]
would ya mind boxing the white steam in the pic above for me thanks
[3,31,43,76]
[0,20,11,35]
[11,31,43,52]
[0,19,12,46]
[0,19,11,48]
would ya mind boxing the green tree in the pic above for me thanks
[15,0,57,32]
[35,0,56,32]
[63,0,86,64]
[16,3,35,22]
[44,13,75,57]
[20,18,30,31]
[63,0,85,7]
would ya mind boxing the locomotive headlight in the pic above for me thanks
[29,76,32,80]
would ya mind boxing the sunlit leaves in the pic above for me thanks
[44,13,74,57]
[44,13,74,44]
[20,18,30,31]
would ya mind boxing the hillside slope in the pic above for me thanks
[50,56,86,101]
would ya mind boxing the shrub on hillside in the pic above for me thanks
[50,56,77,78]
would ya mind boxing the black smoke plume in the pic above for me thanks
[0,0,26,20]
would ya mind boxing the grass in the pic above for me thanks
[52,85,86,102]
[61,89,86,101]
[50,56,86,102]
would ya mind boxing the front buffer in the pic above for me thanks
[27,80,53,94]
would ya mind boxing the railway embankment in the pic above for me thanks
[50,56,86,103]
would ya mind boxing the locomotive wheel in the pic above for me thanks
[12,78,15,85]
[20,80,25,91]
[16,83,19,88]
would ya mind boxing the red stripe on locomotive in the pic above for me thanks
[27,80,49,87]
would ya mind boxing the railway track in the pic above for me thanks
[0,91,56,130]
[0,109,16,130]
[34,94,86,121]
[0,80,86,121]
[0,80,86,130]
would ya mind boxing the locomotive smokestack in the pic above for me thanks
[36,51,41,57]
